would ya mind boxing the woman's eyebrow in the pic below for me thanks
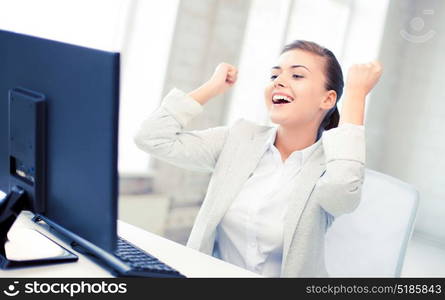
[271,64,311,72]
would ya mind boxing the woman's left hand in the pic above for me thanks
[345,61,383,98]
[339,61,383,126]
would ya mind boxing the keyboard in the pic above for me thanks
[113,237,185,278]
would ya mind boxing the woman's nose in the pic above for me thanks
[273,75,286,88]
[274,80,286,88]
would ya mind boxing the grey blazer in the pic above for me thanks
[134,88,366,277]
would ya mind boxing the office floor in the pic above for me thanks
[120,194,445,278]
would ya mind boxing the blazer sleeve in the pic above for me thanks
[312,123,366,218]
[134,88,229,173]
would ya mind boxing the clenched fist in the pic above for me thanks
[208,62,238,96]
[187,62,238,105]
[345,61,383,97]
[339,61,383,126]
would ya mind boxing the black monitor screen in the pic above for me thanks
[0,30,120,252]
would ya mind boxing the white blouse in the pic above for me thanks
[216,125,322,277]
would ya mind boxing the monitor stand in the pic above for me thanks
[0,186,78,269]
[0,87,78,269]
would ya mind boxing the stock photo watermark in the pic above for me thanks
[400,9,435,43]
[2,280,127,297]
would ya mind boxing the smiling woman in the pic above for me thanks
[133,39,382,277]
[265,41,344,149]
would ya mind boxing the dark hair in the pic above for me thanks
[280,40,343,140]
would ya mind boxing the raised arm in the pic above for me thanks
[315,61,383,217]
[339,61,383,126]
[134,63,239,173]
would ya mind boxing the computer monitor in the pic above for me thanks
[0,29,120,254]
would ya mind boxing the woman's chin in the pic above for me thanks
[269,112,301,127]
[270,114,286,125]
[269,114,287,125]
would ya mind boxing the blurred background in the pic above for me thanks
[0,0,443,277]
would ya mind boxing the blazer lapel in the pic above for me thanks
[282,144,326,268]
[205,126,274,236]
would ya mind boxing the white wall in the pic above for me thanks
[366,0,445,242]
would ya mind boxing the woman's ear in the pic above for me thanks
[320,90,337,110]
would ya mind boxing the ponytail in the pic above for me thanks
[324,106,339,130]
[316,106,339,141]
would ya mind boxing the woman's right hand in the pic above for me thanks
[187,63,238,105]
[208,62,238,95]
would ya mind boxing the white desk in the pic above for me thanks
[0,211,261,278]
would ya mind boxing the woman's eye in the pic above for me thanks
[270,74,303,80]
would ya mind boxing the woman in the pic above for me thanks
[134,40,382,277]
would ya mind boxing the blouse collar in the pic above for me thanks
[265,126,322,165]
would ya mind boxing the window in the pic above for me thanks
[225,0,389,124]
[0,0,180,175]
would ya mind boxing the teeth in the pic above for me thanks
[272,95,293,103]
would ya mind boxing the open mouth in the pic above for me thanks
[272,94,294,105]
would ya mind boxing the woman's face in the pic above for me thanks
[264,49,336,128]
